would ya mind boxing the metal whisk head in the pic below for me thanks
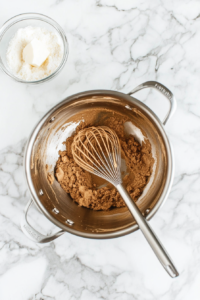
[71,126,122,186]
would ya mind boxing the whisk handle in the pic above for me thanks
[116,183,179,278]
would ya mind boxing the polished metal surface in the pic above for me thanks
[116,183,179,278]
[21,199,64,243]
[128,81,176,125]
[22,80,176,242]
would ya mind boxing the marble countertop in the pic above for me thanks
[1,0,200,299]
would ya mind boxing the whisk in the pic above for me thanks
[72,126,179,278]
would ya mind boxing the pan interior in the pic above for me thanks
[30,94,168,236]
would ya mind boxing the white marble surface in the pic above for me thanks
[0,0,200,299]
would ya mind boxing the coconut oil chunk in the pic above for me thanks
[23,38,50,67]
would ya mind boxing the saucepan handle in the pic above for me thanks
[127,81,176,125]
[21,199,64,243]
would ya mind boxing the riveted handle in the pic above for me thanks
[128,81,176,125]
[21,199,64,243]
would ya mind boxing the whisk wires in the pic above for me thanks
[71,126,122,186]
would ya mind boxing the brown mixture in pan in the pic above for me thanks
[54,117,154,211]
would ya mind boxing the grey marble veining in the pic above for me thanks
[1,0,200,299]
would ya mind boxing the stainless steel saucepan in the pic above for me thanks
[21,81,176,250]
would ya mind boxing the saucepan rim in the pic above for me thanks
[24,89,174,239]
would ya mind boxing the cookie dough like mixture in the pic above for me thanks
[55,117,154,211]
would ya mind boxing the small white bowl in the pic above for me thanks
[0,13,69,84]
